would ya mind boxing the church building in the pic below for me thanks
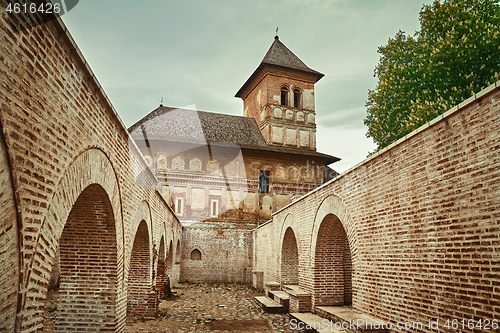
[129,36,339,283]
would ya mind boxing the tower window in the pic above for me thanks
[259,170,270,193]
[281,87,288,106]
[294,89,301,109]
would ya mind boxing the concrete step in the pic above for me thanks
[271,290,290,309]
[266,281,281,289]
[283,284,310,296]
[265,281,281,298]
[290,312,346,333]
[315,306,388,333]
[283,284,299,292]
[254,296,285,313]
[283,285,310,296]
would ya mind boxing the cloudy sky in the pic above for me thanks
[61,0,429,173]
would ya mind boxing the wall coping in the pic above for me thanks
[260,79,500,227]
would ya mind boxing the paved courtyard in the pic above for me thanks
[44,283,303,332]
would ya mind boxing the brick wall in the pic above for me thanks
[0,5,181,332]
[254,82,500,331]
[181,224,252,283]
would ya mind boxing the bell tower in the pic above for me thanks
[235,36,324,150]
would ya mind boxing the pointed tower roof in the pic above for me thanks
[262,36,324,76]
[235,36,324,98]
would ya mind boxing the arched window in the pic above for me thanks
[281,87,288,106]
[191,249,201,261]
[294,89,301,109]
[172,156,185,170]
[189,158,202,172]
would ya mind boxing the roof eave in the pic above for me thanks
[235,63,324,100]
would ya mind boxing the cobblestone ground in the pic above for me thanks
[126,283,299,332]
[43,283,306,332]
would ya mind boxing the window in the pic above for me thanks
[175,198,183,216]
[211,200,219,217]
[258,170,270,193]
[191,249,201,261]
[281,87,288,106]
[294,89,301,109]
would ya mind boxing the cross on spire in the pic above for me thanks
[275,26,279,40]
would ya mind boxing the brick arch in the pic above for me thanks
[280,83,291,90]
[191,249,202,260]
[310,195,357,259]
[185,245,206,260]
[168,229,175,265]
[280,227,299,286]
[279,214,299,245]
[166,240,173,275]
[156,236,166,299]
[21,148,124,331]
[278,213,300,283]
[127,200,153,270]
[176,239,181,263]
[310,195,355,308]
[0,129,20,332]
[57,184,119,331]
[128,220,152,317]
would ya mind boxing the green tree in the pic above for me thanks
[365,0,500,151]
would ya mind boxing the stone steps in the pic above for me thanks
[254,296,286,313]
[268,290,290,310]
[283,284,300,292]
[290,312,345,333]
[282,285,311,312]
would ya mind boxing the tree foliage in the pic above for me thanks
[365,0,500,151]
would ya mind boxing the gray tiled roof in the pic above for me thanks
[129,107,267,147]
[128,106,339,163]
[261,37,323,76]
